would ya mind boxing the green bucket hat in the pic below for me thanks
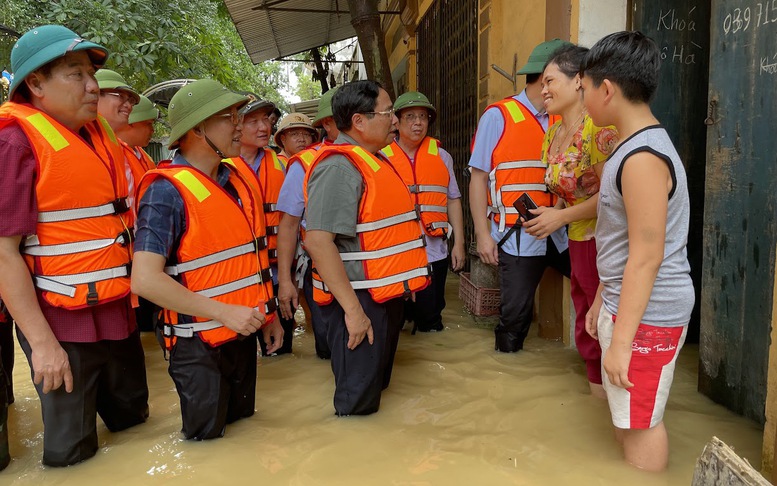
[10,25,109,98]
[167,79,249,149]
[312,86,340,127]
[393,91,436,124]
[94,69,140,105]
[517,38,572,75]
[128,95,159,124]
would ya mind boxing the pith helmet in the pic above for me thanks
[312,86,340,127]
[94,69,140,105]
[167,79,249,149]
[128,95,159,124]
[239,92,276,116]
[274,112,317,148]
[393,91,436,124]
[517,38,572,75]
[10,24,109,98]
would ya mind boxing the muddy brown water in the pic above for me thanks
[2,275,763,485]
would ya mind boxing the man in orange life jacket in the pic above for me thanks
[232,95,296,355]
[0,25,149,467]
[132,79,283,440]
[277,86,339,360]
[304,80,431,415]
[382,91,466,333]
[469,39,572,353]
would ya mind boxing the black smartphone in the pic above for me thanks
[513,193,538,221]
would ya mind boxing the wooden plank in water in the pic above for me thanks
[692,437,770,486]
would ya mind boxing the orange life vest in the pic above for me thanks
[303,144,431,305]
[286,143,327,244]
[0,102,133,309]
[382,138,450,238]
[136,162,276,348]
[121,141,154,188]
[229,148,285,264]
[482,98,560,231]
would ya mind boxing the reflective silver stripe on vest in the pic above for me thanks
[500,183,547,193]
[263,203,278,212]
[197,273,265,298]
[428,222,450,231]
[339,238,425,262]
[355,210,418,233]
[22,234,127,257]
[266,225,279,236]
[37,200,126,223]
[494,160,546,170]
[166,320,224,338]
[409,184,447,194]
[312,266,430,292]
[33,264,130,297]
[418,204,447,214]
[165,242,256,276]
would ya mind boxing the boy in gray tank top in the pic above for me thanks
[580,31,694,473]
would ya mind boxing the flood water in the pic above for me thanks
[2,274,764,485]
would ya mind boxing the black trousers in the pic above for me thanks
[135,296,157,333]
[259,283,295,356]
[320,291,403,416]
[0,318,13,403]
[404,258,448,332]
[495,239,571,352]
[17,329,149,467]
[0,328,8,471]
[161,330,257,440]
[302,265,331,359]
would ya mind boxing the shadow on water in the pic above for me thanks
[2,275,763,485]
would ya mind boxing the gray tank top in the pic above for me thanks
[596,126,694,327]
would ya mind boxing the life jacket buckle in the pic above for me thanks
[112,198,130,215]
[162,323,173,338]
[86,282,99,306]
[254,236,268,251]
[116,228,134,247]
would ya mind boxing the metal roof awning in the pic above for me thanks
[223,0,359,63]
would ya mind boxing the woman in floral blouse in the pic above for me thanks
[524,44,618,398]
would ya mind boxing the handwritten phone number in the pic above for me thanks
[723,0,777,35]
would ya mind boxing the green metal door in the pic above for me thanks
[700,0,777,422]
[631,1,712,344]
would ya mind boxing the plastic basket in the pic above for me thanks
[459,272,500,317]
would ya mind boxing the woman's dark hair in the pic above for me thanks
[332,80,383,131]
[580,31,660,103]
[544,44,589,79]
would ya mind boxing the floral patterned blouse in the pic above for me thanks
[542,115,618,241]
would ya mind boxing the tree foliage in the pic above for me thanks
[0,0,288,109]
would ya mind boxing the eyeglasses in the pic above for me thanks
[401,112,429,123]
[213,110,245,126]
[102,91,138,106]
[362,108,395,118]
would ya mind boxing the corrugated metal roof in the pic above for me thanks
[224,0,358,63]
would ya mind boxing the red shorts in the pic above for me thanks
[597,307,687,429]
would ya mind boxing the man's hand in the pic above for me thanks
[32,340,73,394]
[450,244,466,272]
[277,279,299,320]
[261,319,285,354]
[585,299,602,340]
[344,306,372,350]
[476,232,499,266]
[603,342,634,389]
[217,304,265,336]
[523,207,566,239]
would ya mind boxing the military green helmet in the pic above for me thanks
[393,91,436,124]
[9,24,109,99]
[517,38,573,75]
[167,79,249,149]
[128,95,159,124]
[312,86,340,127]
[94,69,140,105]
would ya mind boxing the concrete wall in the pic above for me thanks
[577,0,628,47]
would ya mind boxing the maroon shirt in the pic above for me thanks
[0,121,135,343]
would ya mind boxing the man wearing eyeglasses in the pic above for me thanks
[381,91,466,334]
[131,79,282,440]
[0,25,148,467]
[304,80,431,416]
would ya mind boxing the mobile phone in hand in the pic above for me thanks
[513,193,538,221]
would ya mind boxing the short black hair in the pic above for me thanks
[332,80,383,131]
[545,44,589,79]
[581,31,660,103]
[525,73,541,85]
